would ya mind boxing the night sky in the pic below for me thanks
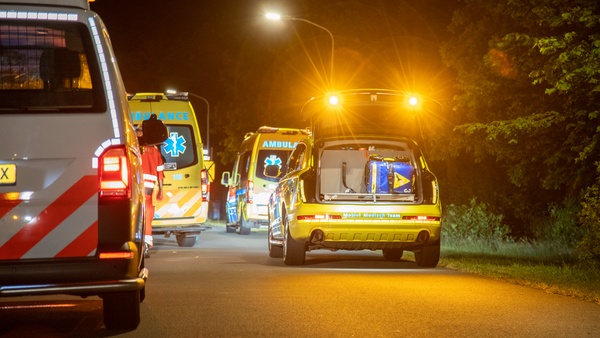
[91,0,457,111]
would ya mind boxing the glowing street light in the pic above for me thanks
[265,12,335,87]
[408,96,419,107]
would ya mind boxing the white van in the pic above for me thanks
[221,126,310,234]
[0,0,151,330]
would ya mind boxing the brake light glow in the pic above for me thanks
[297,214,342,220]
[201,169,209,202]
[99,146,131,198]
[401,215,440,221]
[247,180,254,204]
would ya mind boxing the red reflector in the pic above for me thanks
[99,252,134,259]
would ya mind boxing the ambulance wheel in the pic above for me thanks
[176,233,197,247]
[283,216,305,265]
[382,249,404,261]
[268,226,283,258]
[225,225,235,233]
[414,239,440,267]
[103,290,140,330]
[239,217,251,235]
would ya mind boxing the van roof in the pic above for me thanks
[128,92,190,102]
[243,126,310,140]
[1,0,90,10]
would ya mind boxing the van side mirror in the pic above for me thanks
[139,114,168,146]
[221,172,231,186]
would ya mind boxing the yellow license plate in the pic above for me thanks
[0,163,16,186]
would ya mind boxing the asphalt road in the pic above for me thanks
[1,222,598,337]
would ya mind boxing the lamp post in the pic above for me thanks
[266,12,335,87]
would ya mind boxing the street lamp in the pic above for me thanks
[167,89,210,158]
[265,12,335,87]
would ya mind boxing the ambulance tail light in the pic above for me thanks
[297,214,342,220]
[99,146,131,199]
[401,215,441,222]
[201,169,209,202]
[247,180,254,204]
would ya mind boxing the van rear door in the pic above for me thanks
[0,16,116,261]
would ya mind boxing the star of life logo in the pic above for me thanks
[264,154,282,167]
[164,132,186,157]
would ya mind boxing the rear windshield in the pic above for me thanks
[255,149,292,182]
[0,20,105,113]
[160,125,198,170]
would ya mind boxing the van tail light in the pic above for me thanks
[201,169,209,202]
[247,180,254,204]
[99,146,131,199]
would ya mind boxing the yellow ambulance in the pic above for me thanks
[129,92,210,247]
[221,126,310,234]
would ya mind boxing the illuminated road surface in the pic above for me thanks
[1,222,598,337]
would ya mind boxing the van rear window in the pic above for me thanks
[0,21,105,113]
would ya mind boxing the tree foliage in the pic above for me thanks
[437,0,600,251]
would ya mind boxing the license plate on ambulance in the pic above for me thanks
[0,163,16,186]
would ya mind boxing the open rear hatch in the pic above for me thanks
[302,89,423,204]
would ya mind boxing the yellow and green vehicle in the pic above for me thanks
[267,89,442,266]
[129,92,210,247]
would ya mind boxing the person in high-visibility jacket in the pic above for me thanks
[137,126,164,256]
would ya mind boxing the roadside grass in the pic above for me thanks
[437,239,600,305]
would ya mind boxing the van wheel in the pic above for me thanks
[239,217,251,235]
[176,233,197,247]
[382,249,404,261]
[283,217,305,265]
[414,240,440,267]
[103,290,140,330]
[268,226,283,258]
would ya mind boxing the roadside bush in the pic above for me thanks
[542,198,583,248]
[579,179,600,269]
[442,198,510,249]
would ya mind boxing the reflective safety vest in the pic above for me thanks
[142,146,164,193]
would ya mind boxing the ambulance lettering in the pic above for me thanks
[131,111,189,122]
[164,131,187,157]
[261,140,297,149]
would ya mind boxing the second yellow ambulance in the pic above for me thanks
[221,127,310,234]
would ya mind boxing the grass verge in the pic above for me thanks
[438,240,600,305]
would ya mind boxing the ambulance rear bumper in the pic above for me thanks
[0,268,148,297]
